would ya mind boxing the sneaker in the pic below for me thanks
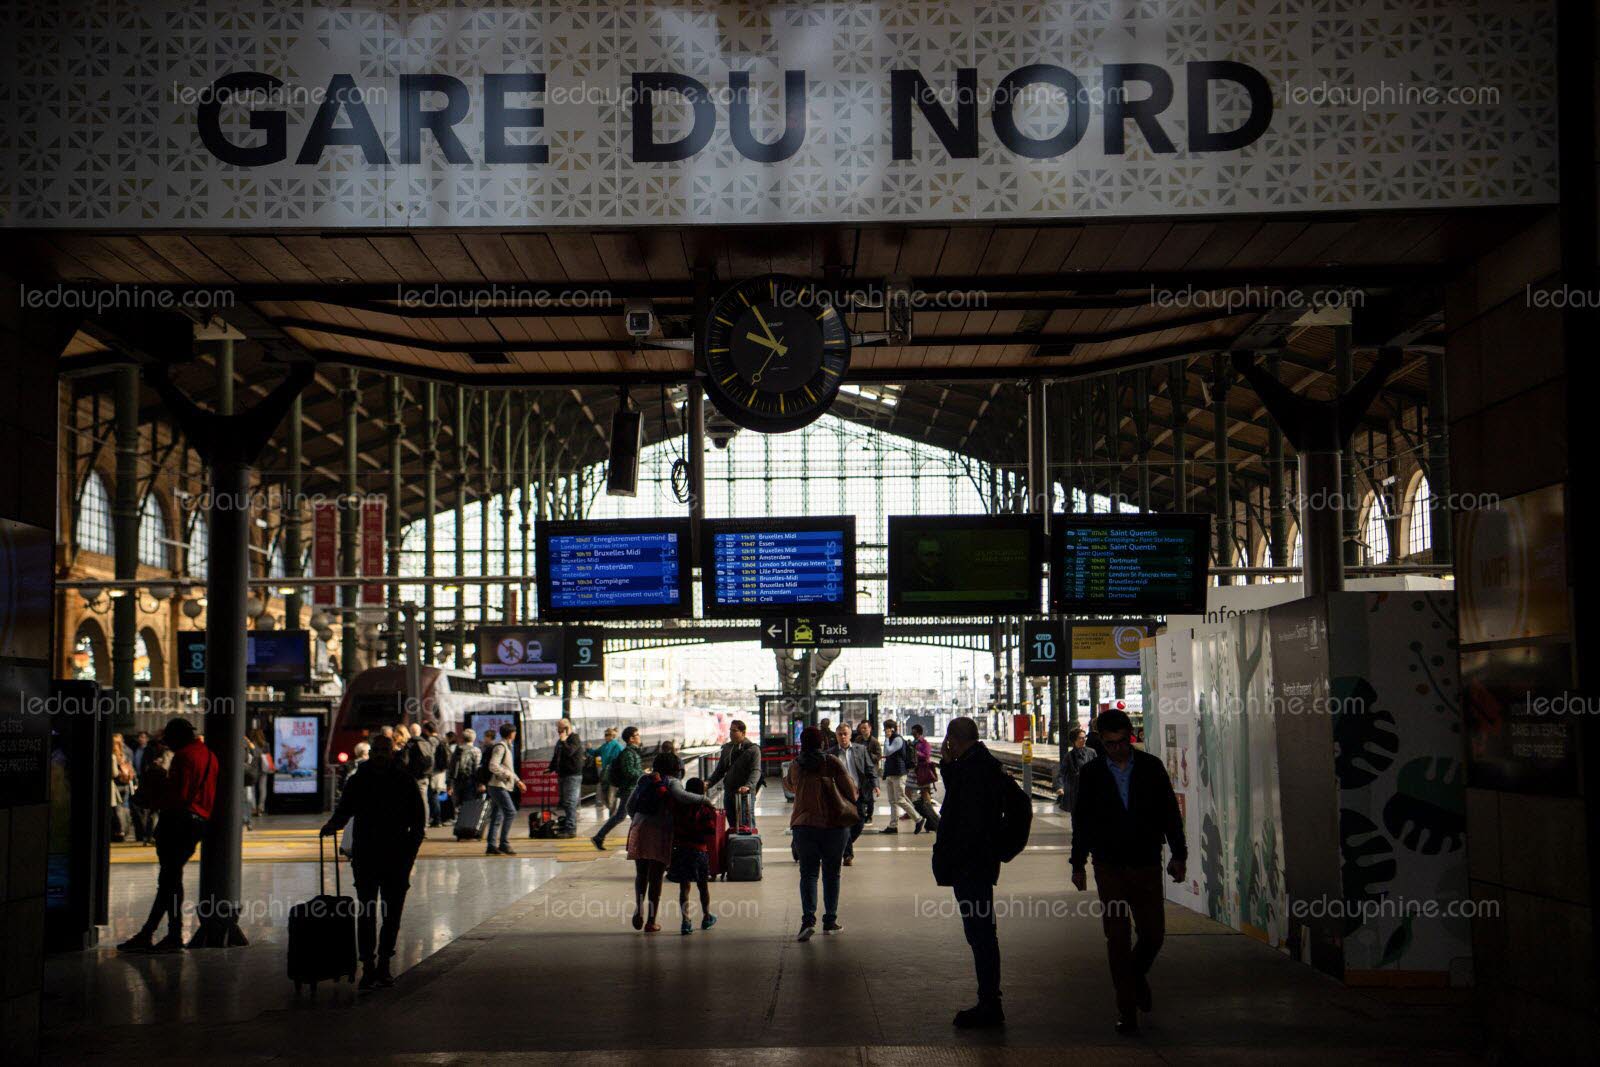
[701,914,717,931]
[681,919,693,936]
[913,820,925,834]
[823,920,842,934]
[796,924,816,942]
[590,835,606,851]
[485,846,502,855]
[116,931,155,953]
[632,910,644,931]
[644,921,661,933]
[879,826,898,835]
[149,931,185,954]
[952,1001,1005,1029]
[499,846,517,856]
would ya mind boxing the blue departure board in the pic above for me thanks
[703,517,855,617]
[1051,514,1211,615]
[537,521,694,620]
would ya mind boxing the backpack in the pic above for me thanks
[608,746,634,787]
[432,738,450,774]
[994,770,1034,863]
[476,743,499,786]
[631,772,668,815]
[406,737,433,779]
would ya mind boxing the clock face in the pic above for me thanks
[702,273,850,433]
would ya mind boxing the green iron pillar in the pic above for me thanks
[1336,328,1360,567]
[1426,351,1452,565]
[454,385,467,669]
[386,376,403,663]
[340,370,359,683]
[480,390,492,620]
[1212,352,1233,574]
[112,362,140,725]
[1267,355,1288,567]
[422,382,438,660]
[284,394,304,710]
[502,393,514,617]
[1170,361,1188,510]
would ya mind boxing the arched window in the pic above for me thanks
[76,470,113,555]
[1290,528,1303,570]
[188,512,208,579]
[134,631,151,684]
[1361,493,1391,565]
[138,495,171,569]
[268,538,287,579]
[1406,475,1433,557]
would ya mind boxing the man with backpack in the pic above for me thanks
[590,726,642,850]
[547,718,585,838]
[932,715,1032,1031]
[402,722,442,834]
[483,723,523,855]
[1070,707,1185,1037]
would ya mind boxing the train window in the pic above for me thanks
[350,694,402,728]
[445,676,490,694]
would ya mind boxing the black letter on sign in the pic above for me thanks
[891,69,978,161]
[1104,64,1176,154]
[296,74,388,165]
[728,70,806,163]
[992,64,1087,160]
[485,73,548,164]
[400,74,473,164]
[198,72,287,166]
[632,73,715,163]
[1187,61,1272,152]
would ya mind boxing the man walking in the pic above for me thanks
[932,716,1024,1030]
[878,719,921,833]
[321,733,426,990]
[484,722,523,855]
[403,722,442,833]
[833,724,876,866]
[1054,726,1097,812]
[117,718,217,952]
[1069,707,1186,1037]
[591,726,643,849]
[548,718,584,838]
[590,727,624,819]
[706,718,763,831]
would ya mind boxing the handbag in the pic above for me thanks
[816,770,861,830]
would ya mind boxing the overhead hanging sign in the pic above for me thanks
[310,502,337,608]
[360,497,387,607]
[0,1,1555,229]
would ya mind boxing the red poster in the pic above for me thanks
[360,497,386,606]
[311,501,337,607]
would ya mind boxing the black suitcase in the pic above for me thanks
[914,793,942,833]
[288,830,359,994]
[453,795,487,839]
[725,793,763,882]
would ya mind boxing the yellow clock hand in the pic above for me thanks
[745,332,789,356]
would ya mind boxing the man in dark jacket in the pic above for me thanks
[591,725,643,849]
[322,733,426,990]
[931,716,1011,1030]
[1070,707,1186,1036]
[548,718,584,838]
[707,719,763,831]
[404,722,441,834]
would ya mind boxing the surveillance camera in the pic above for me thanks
[624,298,655,338]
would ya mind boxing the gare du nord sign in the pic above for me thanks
[0,0,1558,228]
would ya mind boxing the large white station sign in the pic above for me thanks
[1,1,1556,228]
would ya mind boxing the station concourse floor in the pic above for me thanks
[44,789,1484,1065]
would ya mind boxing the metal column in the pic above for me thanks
[1335,328,1360,567]
[1426,351,1452,564]
[340,371,359,683]
[112,363,139,724]
[453,386,467,668]
[1169,361,1188,509]
[1105,374,1121,513]
[283,395,303,708]
[1134,368,1152,514]
[502,394,514,616]
[1212,352,1233,572]
[480,391,492,620]
[519,400,532,620]
[386,376,403,663]
[422,383,437,660]
[1267,355,1288,567]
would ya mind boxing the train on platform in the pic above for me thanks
[327,665,730,771]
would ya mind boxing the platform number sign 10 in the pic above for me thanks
[1023,620,1068,678]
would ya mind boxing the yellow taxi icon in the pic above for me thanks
[791,622,815,644]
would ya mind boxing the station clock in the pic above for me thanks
[700,273,851,433]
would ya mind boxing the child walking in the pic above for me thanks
[667,776,718,935]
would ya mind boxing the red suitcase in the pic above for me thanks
[708,808,729,879]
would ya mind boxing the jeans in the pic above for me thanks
[845,794,869,858]
[593,786,631,843]
[425,779,442,826]
[953,875,1001,1003]
[596,779,616,817]
[557,773,582,835]
[485,786,516,849]
[1093,863,1166,1020]
[352,860,412,966]
[791,825,847,927]
[242,785,254,829]
[141,813,203,937]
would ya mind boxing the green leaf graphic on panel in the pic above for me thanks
[1378,917,1415,967]
[1332,677,1397,787]
[1383,757,1466,855]
[1340,808,1396,935]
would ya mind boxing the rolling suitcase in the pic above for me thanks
[914,792,942,833]
[453,794,487,840]
[724,793,763,882]
[708,807,729,879]
[288,829,358,994]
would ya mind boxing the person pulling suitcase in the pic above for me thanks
[321,732,426,990]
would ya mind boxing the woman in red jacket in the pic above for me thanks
[667,777,719,936]
[118,718,217,953]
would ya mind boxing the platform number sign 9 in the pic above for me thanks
[1023,620,1067,678]
[564,627,606,683]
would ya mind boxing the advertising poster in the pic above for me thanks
[311,501,337,607]
[1457,483,1568,646]
[360,497,387,606]
[1071,622,1150,673]
[272,715,320,795]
